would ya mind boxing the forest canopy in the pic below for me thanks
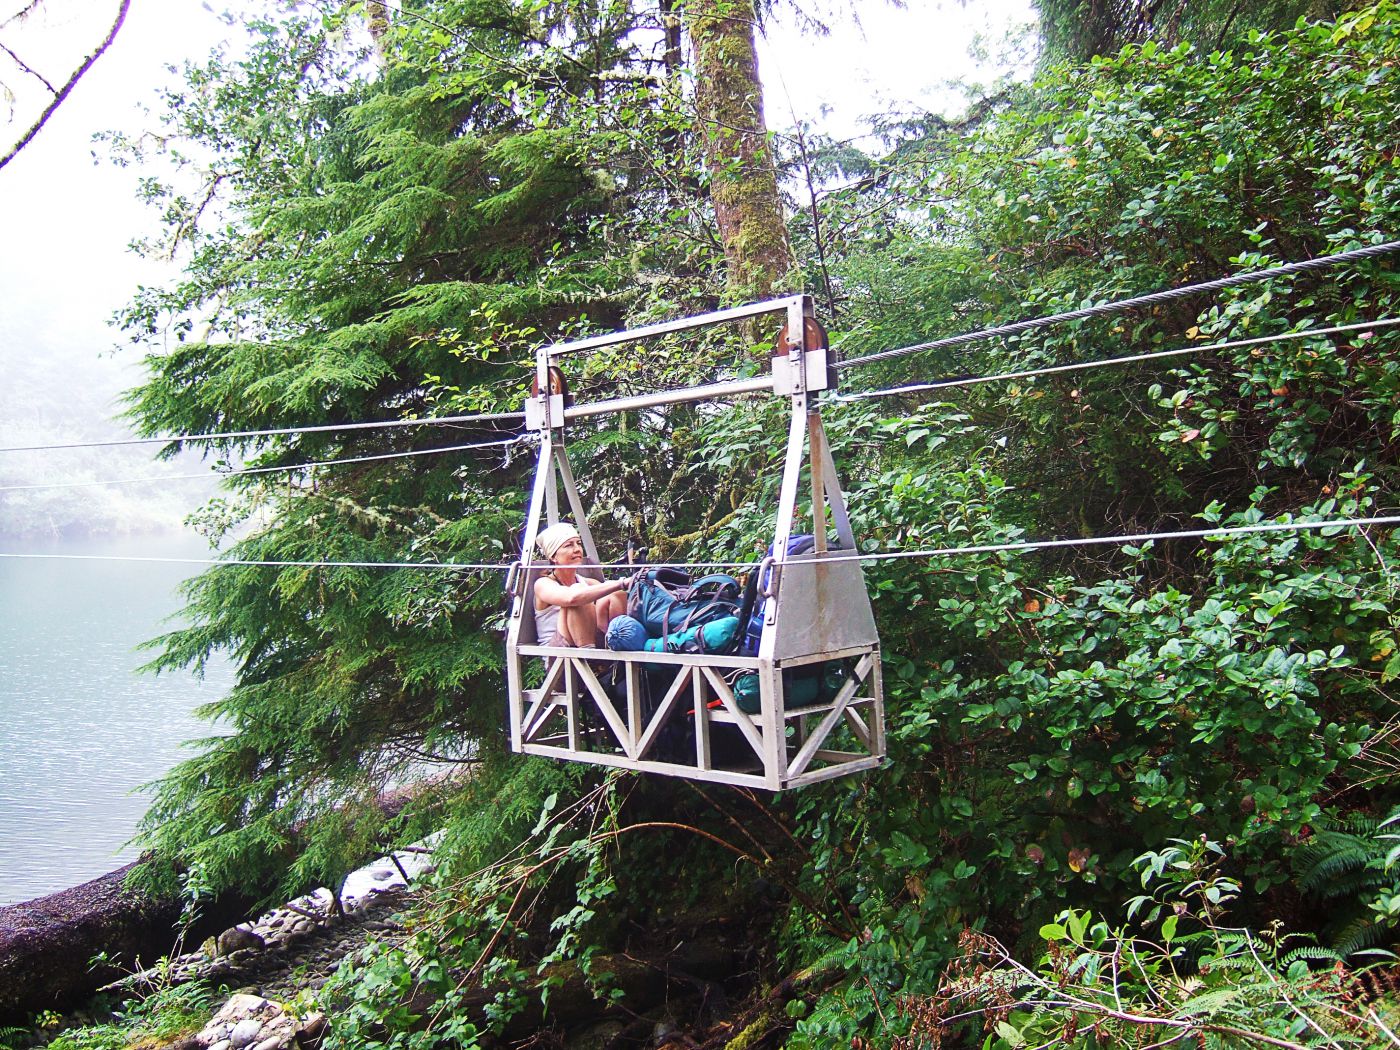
[102,0,1400,1045]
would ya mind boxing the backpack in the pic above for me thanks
[627,569,743,646]
[739,534,816,657]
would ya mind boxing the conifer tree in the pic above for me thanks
[119,0,725,899]
[685,0,797,299]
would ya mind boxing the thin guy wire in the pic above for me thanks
[0,409,526,454]
[2,514,1397,571]
[0,553,515,570]
[832,318,1400,403]
[835,240,1400,371]
[0,435,532,493]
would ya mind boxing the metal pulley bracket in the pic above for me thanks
[526,363,572,430]
[772,349,832,395]
[525,393,567,431]
[772,316,834,396]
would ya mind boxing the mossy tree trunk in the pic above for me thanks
[366,0,391,68]
[684,0,797,302]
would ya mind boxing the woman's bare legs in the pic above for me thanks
[559,591,626,646]
[560,603,597,646]
[595,590,627,634]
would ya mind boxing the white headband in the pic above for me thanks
[536,522,580,560]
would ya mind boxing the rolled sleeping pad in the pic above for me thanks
[732,663,848,714]
[645,615,740,655]
[605,614,741,657]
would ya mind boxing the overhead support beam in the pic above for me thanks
[546,296,809,357]
[560,376,772,424]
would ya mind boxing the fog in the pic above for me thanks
[0,0,233,538]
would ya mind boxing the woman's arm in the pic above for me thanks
[535,575,626,609]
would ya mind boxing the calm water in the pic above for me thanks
[0,534,233,906]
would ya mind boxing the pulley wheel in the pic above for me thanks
[774,316,829,356]
[530,365,573,406]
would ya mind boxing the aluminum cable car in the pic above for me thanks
[504,296,885,789]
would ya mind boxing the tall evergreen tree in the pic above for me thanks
[1033,0,1345,61]
[118,0,728,899]
[684,0,797,299]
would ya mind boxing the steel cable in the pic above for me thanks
[0,435,532,493]
[0,409,526,454]
[835,240,1400,371]
[832,317,1400,403]
[3,513,1397,571]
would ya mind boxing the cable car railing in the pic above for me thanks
[504,295,886,789]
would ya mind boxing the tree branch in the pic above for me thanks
[0,0,129,172]
[0,0,43,30]
[0,37,56,94]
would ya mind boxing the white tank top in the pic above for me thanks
[535,599,561,643]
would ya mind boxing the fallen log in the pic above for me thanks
[0,783,433,1022]
[0,859,261,1022]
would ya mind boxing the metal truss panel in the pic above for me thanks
[519,644,761,670]
[784,756,884,789]
[518,744,773,788]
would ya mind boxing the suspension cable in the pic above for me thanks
[837,513,1400,564]
[0,435,532,493]
[3,513,1396,571]
[0,408,526,454]
[835,240,1400,372]
[832,317,1400,404]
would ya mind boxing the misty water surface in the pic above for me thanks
[0,534,234,907]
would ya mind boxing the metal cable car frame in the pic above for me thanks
[504,295,886,789]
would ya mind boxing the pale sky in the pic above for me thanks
[0,0,1036,532]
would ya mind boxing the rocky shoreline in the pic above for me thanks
[0,846,430,1050]
[12,837,773,1050]
[104,844,430,1004]
[97,845,431,1019]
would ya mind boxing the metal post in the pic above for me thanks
[808,411,827,553]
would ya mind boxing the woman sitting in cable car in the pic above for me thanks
[533,522,630,648]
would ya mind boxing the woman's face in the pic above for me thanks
[552,536,584,565]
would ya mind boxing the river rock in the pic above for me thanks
[228,1017,265,1047]
[218,926,266,956]
[197,994,281,1049]
[298,1012,327,1042]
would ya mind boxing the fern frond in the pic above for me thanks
[1335,916,1398,959]
[1176,986,1245,1017]
[1280,944,1345,966]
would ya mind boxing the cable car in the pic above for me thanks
[504,296,885,789]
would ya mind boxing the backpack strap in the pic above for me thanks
[686,573,741,603]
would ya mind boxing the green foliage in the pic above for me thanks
[770,5,1400,1042]
[1032,0,1346,63]
[318,768,776,1046]
[108,1,1400,1045]
[39,981,224,1050]
[118,0,734,904]
[1295,807,1400,958]
[896,839,1396,1048]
